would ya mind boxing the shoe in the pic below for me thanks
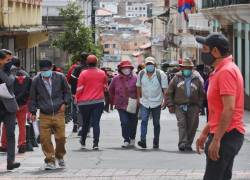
[138,140,147,149]
[178,144,186,152]
[153,143,159,149]
[130,139,135,147]
[7,162,21,170]
[57,159,65,167]
[26,142,34,152]
[93,143,99,150]
[31,139,39,147]
[77,128,82,137]
[121,142,130,148]
[80,139,86,149]
[72,124,78,133]
[0,146,7,152]
[185,146,193,151]
[44,162,56,170]
[18,145,26,154]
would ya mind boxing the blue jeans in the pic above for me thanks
[140,105,161,144]
[78,102,104,145]
[118,109,138,143]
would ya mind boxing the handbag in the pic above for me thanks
[122,77,137,114]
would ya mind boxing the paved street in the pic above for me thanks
[0,110,250,179]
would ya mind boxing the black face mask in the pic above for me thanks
[201,52,216,66]
[4,61,13,72]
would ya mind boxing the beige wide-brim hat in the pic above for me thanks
[179,58,194,67]
[145,57,156,65]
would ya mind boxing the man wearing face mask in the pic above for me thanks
[109,60,138,148]
[136,57,168,149]
[196,33,245,180]
[29,60,71,170]
[0,50,21,170]
[166,58,204,152]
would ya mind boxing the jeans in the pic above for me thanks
[117,109,138,143]
[78,102,104,145]
[140,105,161,144]
[40,112,66,163]
[204,129,244,180]
[71,101,78,125]
[2,104,27,148]
[0,112,16,163]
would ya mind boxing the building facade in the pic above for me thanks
[200,0,250,109]
[0,0,48,73]
[126,1,148,18]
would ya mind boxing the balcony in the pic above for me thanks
[201,0,250,25]
[202,0,250,8]
[188,13,212,32]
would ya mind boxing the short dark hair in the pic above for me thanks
[12,56,21,67]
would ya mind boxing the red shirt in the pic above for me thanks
[76,68,107,105]
[66,64,77,82]
[207,55,245,134]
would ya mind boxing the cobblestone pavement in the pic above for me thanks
[0,110,250,180]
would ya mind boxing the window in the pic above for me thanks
[104,44,109,48]
[102,4,105,8]
[113,44,116,48]
[139,7,142,10]
[128,14,131,16]
[143,7,146,10]
[135,7,137,10]
[134,42,137,46]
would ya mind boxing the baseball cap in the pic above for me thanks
[196,33,230,53]
[39,60,52,70]
[145,57,156,65]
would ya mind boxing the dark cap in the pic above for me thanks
[196,33,230,54]
[39,60,52,70]
[11,56,21,67]
[0,50,7,59]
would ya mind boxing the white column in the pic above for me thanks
[237,22,242,72]
[245,24,250,95]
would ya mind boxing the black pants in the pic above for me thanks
[204,129,244,180]
[0,112,16,163]
[78,102,104,145]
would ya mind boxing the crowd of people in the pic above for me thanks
[0,32,245,180]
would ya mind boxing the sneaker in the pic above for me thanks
[57,159,65,168]
[0,146,7,152]
[31,139,39,147]
[130,139,135,147]
[178,144,186,152]
[72,124,78,133]
[121,142,130,148]
[93,144,99,150]
[185,146,193,151]
[7,162,21,170]
[80,140,86,149]
[44,162,56,170]
[138,140,147,149]
[18,145,26,154]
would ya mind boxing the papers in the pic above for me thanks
[0,83,13,99]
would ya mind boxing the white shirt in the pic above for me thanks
[136,69,168,108]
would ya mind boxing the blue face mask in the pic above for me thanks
[41,70,52,78]
[182,69,192,77]
[146,65,155,73]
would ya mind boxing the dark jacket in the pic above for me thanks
[29,72,71,115]
[0,70,19,114]
[166,71,204,107]
[70,65,87,95]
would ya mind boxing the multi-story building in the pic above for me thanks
[126,1,148,18]
[200,0,250,109]
[0,0,48,73]
[99,0,118,15]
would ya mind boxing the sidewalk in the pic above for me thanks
[0,110,249,179]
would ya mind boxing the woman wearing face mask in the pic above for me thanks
[166,58,204,152]
[109,60,138,148]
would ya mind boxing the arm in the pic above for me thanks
[196,123,210,154]
[28,78,38,115]
[0,70,14,89]
[198,78,205,107]
[75,72,85,100]
[166,76,176,107]
[62,74,72,105]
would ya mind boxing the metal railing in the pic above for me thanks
[202,0,250,8]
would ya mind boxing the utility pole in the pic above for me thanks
[91,0,96,43]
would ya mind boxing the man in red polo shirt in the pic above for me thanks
[195,33,245,180]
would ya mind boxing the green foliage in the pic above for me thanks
[52,1,102,64]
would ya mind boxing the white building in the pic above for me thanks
[126,1,148,17]
[99,0,119,15]
[42,0,69,17]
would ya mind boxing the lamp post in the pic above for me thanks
[91,0,96,43]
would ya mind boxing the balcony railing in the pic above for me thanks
[202,0,250,8]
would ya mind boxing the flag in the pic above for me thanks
[178,0,195,13]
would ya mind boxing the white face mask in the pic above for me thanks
[121,68,132,76]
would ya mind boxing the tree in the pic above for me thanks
[53,2,102,63]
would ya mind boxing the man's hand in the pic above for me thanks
[59,104,66,113]
[161,101,167,110]
[31,115,36,121]
[208,138,221,161]
[196,133,207,154]
[168,106,175,113]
